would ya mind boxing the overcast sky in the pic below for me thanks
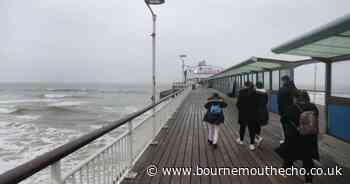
[1,0,350,84]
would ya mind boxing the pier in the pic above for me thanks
[121,88,350,184]
[1,8,350,184]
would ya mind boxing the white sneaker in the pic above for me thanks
[236,138,244,145]
[249,144,256,150]
[256,136,263,147]
[279,140,285,144]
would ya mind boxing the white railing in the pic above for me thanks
[61,88,189,184]
[0,88,190,184]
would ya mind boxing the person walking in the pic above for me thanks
[278,75,296,144]
[255,81,269,147]
[203,92,227,149]
[236,81,260,150]
[231,81,237,97]
[276,90,319,184]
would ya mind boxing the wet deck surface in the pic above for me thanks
[121,88,349,184]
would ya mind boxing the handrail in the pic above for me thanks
[0,88,185,184]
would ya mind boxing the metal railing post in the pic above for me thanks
[127,120,134,166]
[51,161,62,184]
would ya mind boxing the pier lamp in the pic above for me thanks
[144,0,165,140]
[145,0,165,104]
[179,54,187,84]
[145,0,165,5]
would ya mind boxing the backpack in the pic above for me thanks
[295,105,319,135]
[210,104,222,115]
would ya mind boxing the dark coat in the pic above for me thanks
[256,89,269,126]
[203,97,227,125]
[277,102,320,161]
[236,88,259,125]
[277,85,294,116]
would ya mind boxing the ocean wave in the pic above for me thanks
[0,107,18,114]
[0,120,83,175]
[46,88,94,92]
[0,99,58,104]
[48,101,88,107]
[103,105,138,114]
[15,115,41,121]
[99,89,148,94]
[40,93,90,99]
[43,94,73,99]
[45,88,148,95]
[4,103,85,115]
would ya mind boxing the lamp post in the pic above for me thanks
[145,0,164,141]
[179,54,187,84]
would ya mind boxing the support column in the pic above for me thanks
[325,61,332,134]
[269,71,273,91]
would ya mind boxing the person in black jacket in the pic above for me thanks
[255,81,269,147]
[231,82,237,97]
[203,93,227,149]
[278,75,296,144]
[276,90,319,184]
[236,81,259,150]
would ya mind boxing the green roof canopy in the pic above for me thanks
[272,13,350,58]
[210,57,292,79]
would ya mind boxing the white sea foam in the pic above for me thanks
[0,99,58,104]
[0,107,17,114]
[103,105,138,114]
[48,101,88,107]
[15,115,41,121]
[44,94,72,99]
[0,120,83,175]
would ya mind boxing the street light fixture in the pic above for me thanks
[144,0,164,141]
[145,0,165,5]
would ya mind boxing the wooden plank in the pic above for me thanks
[197,95,210,184]
[191,97,201,184]
[129,95,190,184]
[181,103,195,184]
[150,97,192,184]
[158,104,192,184]
[170,100,193,184]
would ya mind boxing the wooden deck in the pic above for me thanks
[121,88,349,184]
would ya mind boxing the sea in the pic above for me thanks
[0,82,170,179]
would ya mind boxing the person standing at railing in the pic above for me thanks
[236,81,260,150]
[255,81,269,147]
[278,75,297,144]
[203,92,227,149]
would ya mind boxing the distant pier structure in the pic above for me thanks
[186,60,224,84]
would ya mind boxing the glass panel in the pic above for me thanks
[332,60,350,98]
[237,76,241,88]
[257,72,263,83]
[252,73,257,85]
[294,63,325,105]
[264,72,270,90]
[272,70,279,90]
